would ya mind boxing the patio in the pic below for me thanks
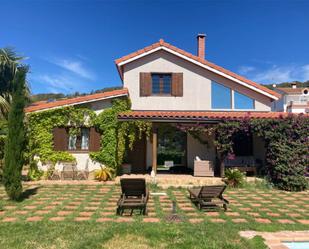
[1,183,309,225]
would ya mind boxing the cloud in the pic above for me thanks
[47,57,95,80]
[30,73,81,93]
[238,66,255,75]
[238,64,309,83]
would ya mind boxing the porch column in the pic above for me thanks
[152,124,158,175]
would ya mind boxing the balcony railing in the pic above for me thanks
[285,95,309,105]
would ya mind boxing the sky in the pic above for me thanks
[1,0,309,94]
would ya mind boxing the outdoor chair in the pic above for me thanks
[76,158,89,180]
[116,178,149,216]
[61,162,77,180]
[188,185,229,211]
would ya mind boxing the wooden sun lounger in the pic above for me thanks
[116,178,149,216]
[188,185,229,211]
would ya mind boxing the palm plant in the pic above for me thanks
[0,47,29,119]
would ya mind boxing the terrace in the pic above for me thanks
[0,182,308,249]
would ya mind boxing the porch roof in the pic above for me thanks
[118,111,292,122]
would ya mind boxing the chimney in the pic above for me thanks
[197,34,206,59]
[291,82,297,89]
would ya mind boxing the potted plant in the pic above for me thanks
[95,165,115,181]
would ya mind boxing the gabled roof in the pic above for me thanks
[115,39,280,100]
[25,88,128,113]
[118,110,295,122]
[276,87,308,94]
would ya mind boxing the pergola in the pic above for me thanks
[118,111,288,176]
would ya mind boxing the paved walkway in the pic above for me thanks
[0,184,308,225]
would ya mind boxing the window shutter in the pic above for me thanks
[53,127,67,151]
[140,72,152,96]
[89,127,101,152]
[171,73,183,96]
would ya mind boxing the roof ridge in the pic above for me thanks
[115,39,281,99]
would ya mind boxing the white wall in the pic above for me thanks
[123,50,272,111]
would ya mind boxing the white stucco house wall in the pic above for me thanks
[26,35,284,177]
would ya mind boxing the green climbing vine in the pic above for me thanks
[90,98,151,173]
[27,106,96,164]
[26,97,151,177]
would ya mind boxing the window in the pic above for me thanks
[234,91,254,109]
[152,73,172,95]
[68,128,90,151]
[211,81,232,109]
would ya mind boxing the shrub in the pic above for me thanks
[3,71,26,200]
[223,169,245,187]
[95,166,115,181]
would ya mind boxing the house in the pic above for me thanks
[272,83,309,113]
[26,35,285,177]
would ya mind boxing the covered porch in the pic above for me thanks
[118,111,269,177]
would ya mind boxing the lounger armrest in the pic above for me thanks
[188,188,199,199]
[219,195,229,204]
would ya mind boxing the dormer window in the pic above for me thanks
[152,73,172,95]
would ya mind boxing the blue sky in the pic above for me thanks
[1,0,308,94]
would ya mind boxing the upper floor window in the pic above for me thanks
[152,73,172,95]
[211,81,232,109]
[234,91,254,109]
[140,72,183,97]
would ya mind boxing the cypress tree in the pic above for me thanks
[3,69,26,200]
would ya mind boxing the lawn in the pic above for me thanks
[0,183,308,249]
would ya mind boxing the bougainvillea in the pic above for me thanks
[178,114,308,191]
[251,114,308,191]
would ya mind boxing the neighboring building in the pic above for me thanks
[26,35,285,177]
[272,83,309,113]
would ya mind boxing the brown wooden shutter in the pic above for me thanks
[53,127,68,151]
[171,73,183,96]
[140,72,152,96]
[89,127,101,152]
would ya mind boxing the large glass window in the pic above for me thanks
[152,73,171,95]
[234,91,255,109]
[211,81,232,109]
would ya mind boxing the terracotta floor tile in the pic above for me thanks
[116,217,134,222]
[143,218,160,223]
[209,218,226,223]
[188,218,203,223]
[96,217,113,222]
[49,217,65,221]
[204,212,220,217]
[27,216,43,222]
[24,205,37,210]
[79,212,94,217]
[74,217,90,221]
[297,219,309,225]
[255,218,271,224]
[239,207,251,211]
[14,210,28,215]
[277,219,295,224]
[232,218,247,223]
[225,212,240,217]
[248,212,260,217]
[57,211,73,216]
[35,210,50,215]
[100,211,114,216]
[2,217,17,222]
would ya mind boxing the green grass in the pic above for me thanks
[0,183,308,249]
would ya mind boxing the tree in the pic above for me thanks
[3,69,27,200]
[0,47,27,119]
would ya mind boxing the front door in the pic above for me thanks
[127,134,147,173]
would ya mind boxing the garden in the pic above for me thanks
[0,48,309,249]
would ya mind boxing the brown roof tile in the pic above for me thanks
[118,110,306,121]
[115,39,281,99]
[25,88,128,113]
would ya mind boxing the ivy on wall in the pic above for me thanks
[26,98,151,176]
[90,98,151,172]
[27,106,96,164]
